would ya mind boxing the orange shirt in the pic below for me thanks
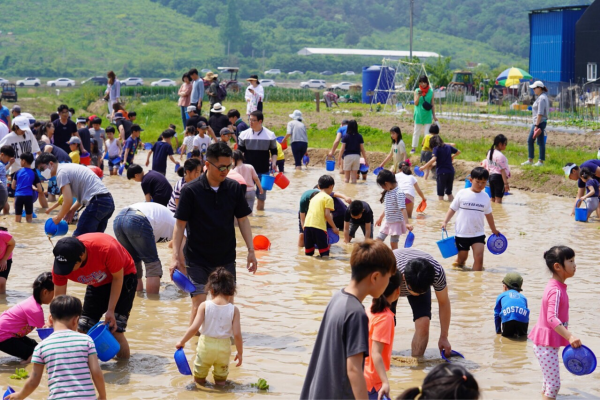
[364,307,395,391]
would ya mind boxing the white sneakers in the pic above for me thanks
[521,160,544,166]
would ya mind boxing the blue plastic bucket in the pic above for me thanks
[487,233,508,255]
[414,166,424,177]
[373,167,383,175]
[327,228,339,244]
[326,159,335,171]
[87,322,120,362]
[562,344,597,375]
[3,386,15,399]
[575,200,588,222]
[485,186,491,197]
[173,270,195,293]
[404,231,415,248]
[104,151,109,160]
[437,229,458,259]
[261,174,275,191]
[464,175,472,188]
[174,348,192,375]
[174,163,180,173]
[144,142,153,150]
[22,210,37,218]
[303,155,309,165]
[45,219,69,237]
[441,349,465,363]
[118,164,125,176]
[359,164,369,173]
[111,156,121,164]
[37,327,54,340]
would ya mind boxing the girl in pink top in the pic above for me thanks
[0,226,15,294]
[0,272,54,361]
[232,150,263,213]
[528,246,582,400]
[483,134,511,204]
[178,73,193,131]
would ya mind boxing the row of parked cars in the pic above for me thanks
[0,77,181,87]
[265,69,356,76]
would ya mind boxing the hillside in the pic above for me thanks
[0,0,592,77]
[0,0,221,77]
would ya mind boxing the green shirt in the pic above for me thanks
[413,88,433,125]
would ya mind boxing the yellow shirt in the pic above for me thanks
[422,134,434,152]
[276,142,285,161]
[304,192,334,231]
[69,150,80,164]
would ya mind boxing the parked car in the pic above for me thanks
[16,77,40,87]
[151,79,177,87]
[331,82,353,90]
[1,84,17,102]
[81,76,108,86]
[320,71,334,76]
[300,79,326,89]
[288,70,304,75]
[265,69,281,75]
[261,79,276,87]
[0,78,9,86]
[121,77,144,86]
[47,78,75,87]
[340,71,356,76]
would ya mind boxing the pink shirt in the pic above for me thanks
[178,82,192,107]
[0,296,45,342]
[484,150,511,178]
[233,163,258,193]
[0,230,13,260]
[528,279,569,347]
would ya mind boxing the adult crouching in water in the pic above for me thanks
[171,142,258,326]
[522,81,549,167]
[36,153,115,236]
[52,234,137,359]
[411,75,438,154]
[564,160,600,215]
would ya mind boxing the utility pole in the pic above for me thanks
[410,0,414,62]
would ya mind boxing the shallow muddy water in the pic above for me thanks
[0,158,599,399]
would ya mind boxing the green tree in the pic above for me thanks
[426,57,453,87]
[218,0,243,54]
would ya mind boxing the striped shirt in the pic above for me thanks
[237,126,277,175]
[394,248,447,297]
[168,177,185,213]
[383,187,406,223]
[32,330,97,399]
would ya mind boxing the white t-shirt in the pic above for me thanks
[395,172,417,198]
[129,202,176,241]
[0,129,41,174]
[193,135,212,155]
[0,122,9,142]
[183,135,195,152]
[449,188,493,238]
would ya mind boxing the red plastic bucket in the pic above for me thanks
[80,152,91,166]
[274,172,289,189]
[253,235,271,250]
[277,136,287,150]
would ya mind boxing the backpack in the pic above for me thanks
[217,83,227,101]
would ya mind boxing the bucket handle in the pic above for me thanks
[441,228,449,240]
[576,199,588,209]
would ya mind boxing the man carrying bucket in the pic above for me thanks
[51,234,138,359]
[237,110,277,211]
[393,248,453,358]
[171,142,257,326]
[35,153,115,236]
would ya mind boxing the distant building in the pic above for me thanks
[575,1,600,84]
[297,47,440,60]
[528,4,589,93]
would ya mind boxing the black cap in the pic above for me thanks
[53,237,86,276]
[131,124,144,132]
[197,121,207,129]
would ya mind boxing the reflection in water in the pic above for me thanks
[0,160,599,398]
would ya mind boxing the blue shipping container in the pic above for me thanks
[529,6,587,83]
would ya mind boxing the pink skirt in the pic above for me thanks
[379,220,407,236]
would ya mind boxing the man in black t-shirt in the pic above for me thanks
[185,106,208,129]
[343,200,374,243]
[53,104,77,154]
[76,117,91,153]
[126,164,173,207]
[170,142,257,325]
[208,103,232,140]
